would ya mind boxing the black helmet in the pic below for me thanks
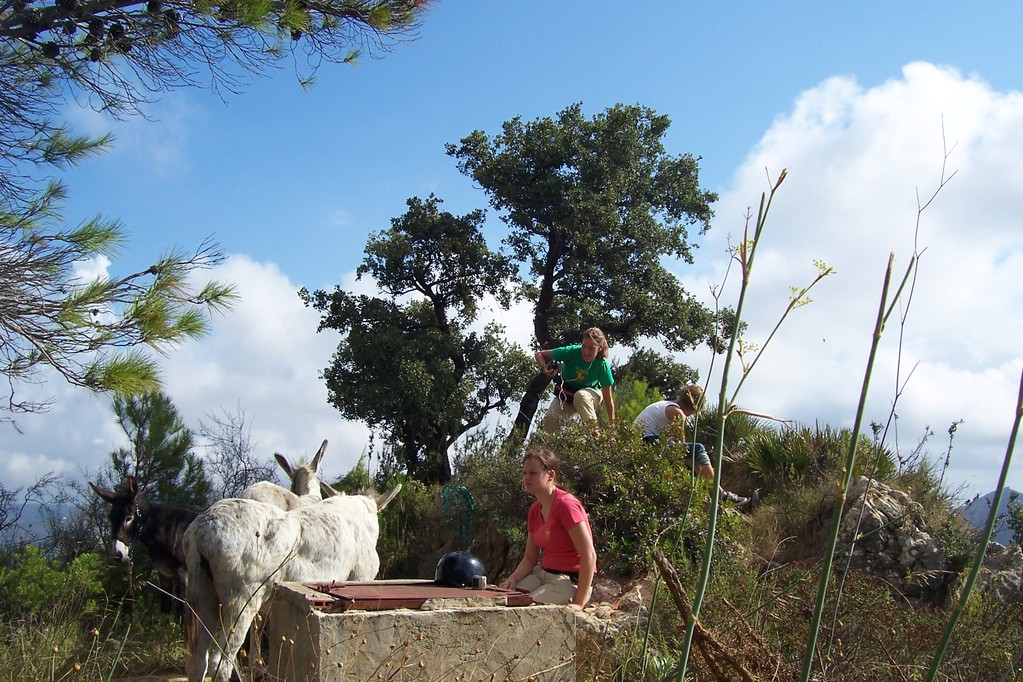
[434,551,486,587]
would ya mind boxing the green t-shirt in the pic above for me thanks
[550,344,614,391]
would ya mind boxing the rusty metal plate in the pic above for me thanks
[303,579,533,612]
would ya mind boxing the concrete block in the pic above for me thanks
[264,582,577,681]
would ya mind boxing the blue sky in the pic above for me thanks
[4,2,1023,502]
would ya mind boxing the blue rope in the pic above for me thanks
[441,483,476,550]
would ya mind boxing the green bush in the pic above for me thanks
[0,544,184,681]
[447,432,531,580]
[739,423,897,494]
[692,405,766,460]
[0,546,104,620]
[331,455,374,493]
[378,477,448,578]
[447,420,748,579]
[525,423,712,577]
[607,378,664,426]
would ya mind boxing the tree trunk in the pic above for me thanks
[511,372,552,440]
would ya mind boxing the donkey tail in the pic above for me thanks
[182,524,220,681]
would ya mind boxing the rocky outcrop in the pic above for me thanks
[574,575,652,679]
[822,476,1021,606]
[975,541,1023,602]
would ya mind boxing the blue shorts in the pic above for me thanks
[643,436,711,467]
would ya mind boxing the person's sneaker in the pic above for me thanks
[720,490,750,506]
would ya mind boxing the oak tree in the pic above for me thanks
[302,195,532,483]
[446,103,722,432]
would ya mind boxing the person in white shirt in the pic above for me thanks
[633,384,749,506]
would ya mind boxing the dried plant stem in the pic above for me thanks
[923,365,1023,682]
[676,168,786,680]
[655,550,769,682]
[799,253,897,681]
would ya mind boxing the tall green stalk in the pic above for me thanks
[798,251,918,681]
[674,170,786,680]
[923,366,1023,682]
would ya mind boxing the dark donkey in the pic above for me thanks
[90,476,198,611]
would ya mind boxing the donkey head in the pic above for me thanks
[89,476,142,564]
[274,439,337,499]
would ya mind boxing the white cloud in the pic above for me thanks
[680,62,1023,500]
[1,375,127,490]
[329,208,354,228]
[5,451,75,480]
[63,93,202,176]
[158,255,370,483]
[72,255,112,282]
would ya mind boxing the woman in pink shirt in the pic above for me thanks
[499,446,596,610]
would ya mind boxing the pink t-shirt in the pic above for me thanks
[527,487,595,573]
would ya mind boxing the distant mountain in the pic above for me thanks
[958,488,1021,546]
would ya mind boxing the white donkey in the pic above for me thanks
[183,483,402,682]
[239,438,336,509]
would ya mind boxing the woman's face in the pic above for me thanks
[522,459,553,494]
[580,337,602,363]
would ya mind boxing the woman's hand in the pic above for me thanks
[567,520,596,611]
[499,578,517,590]
[535,350,558,377]
[567,602,585,611]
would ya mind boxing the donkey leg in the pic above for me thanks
[185,567,219,682]
[215,597,265,682]
[186,612,214,682]
[206,629,234,682]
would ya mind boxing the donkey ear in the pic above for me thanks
[375,484,402,512]
[309,439,328,471]
[275,453,295,479]
[126,476,139,498]
[89,481,116,502]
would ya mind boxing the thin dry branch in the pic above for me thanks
[653,549,781,682]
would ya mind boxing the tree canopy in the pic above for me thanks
[614,348,699,401]
[109,390,212,509]
[0,184,236,421]
[2,0,429,418]
[302,195,532,483]
[446,102,722,431]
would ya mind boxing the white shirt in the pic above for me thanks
[632,400,681,438]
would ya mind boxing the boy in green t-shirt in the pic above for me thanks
[533,327,615,432]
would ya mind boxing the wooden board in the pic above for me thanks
[302,579,533,612]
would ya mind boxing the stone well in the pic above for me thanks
[263,580,578,681]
